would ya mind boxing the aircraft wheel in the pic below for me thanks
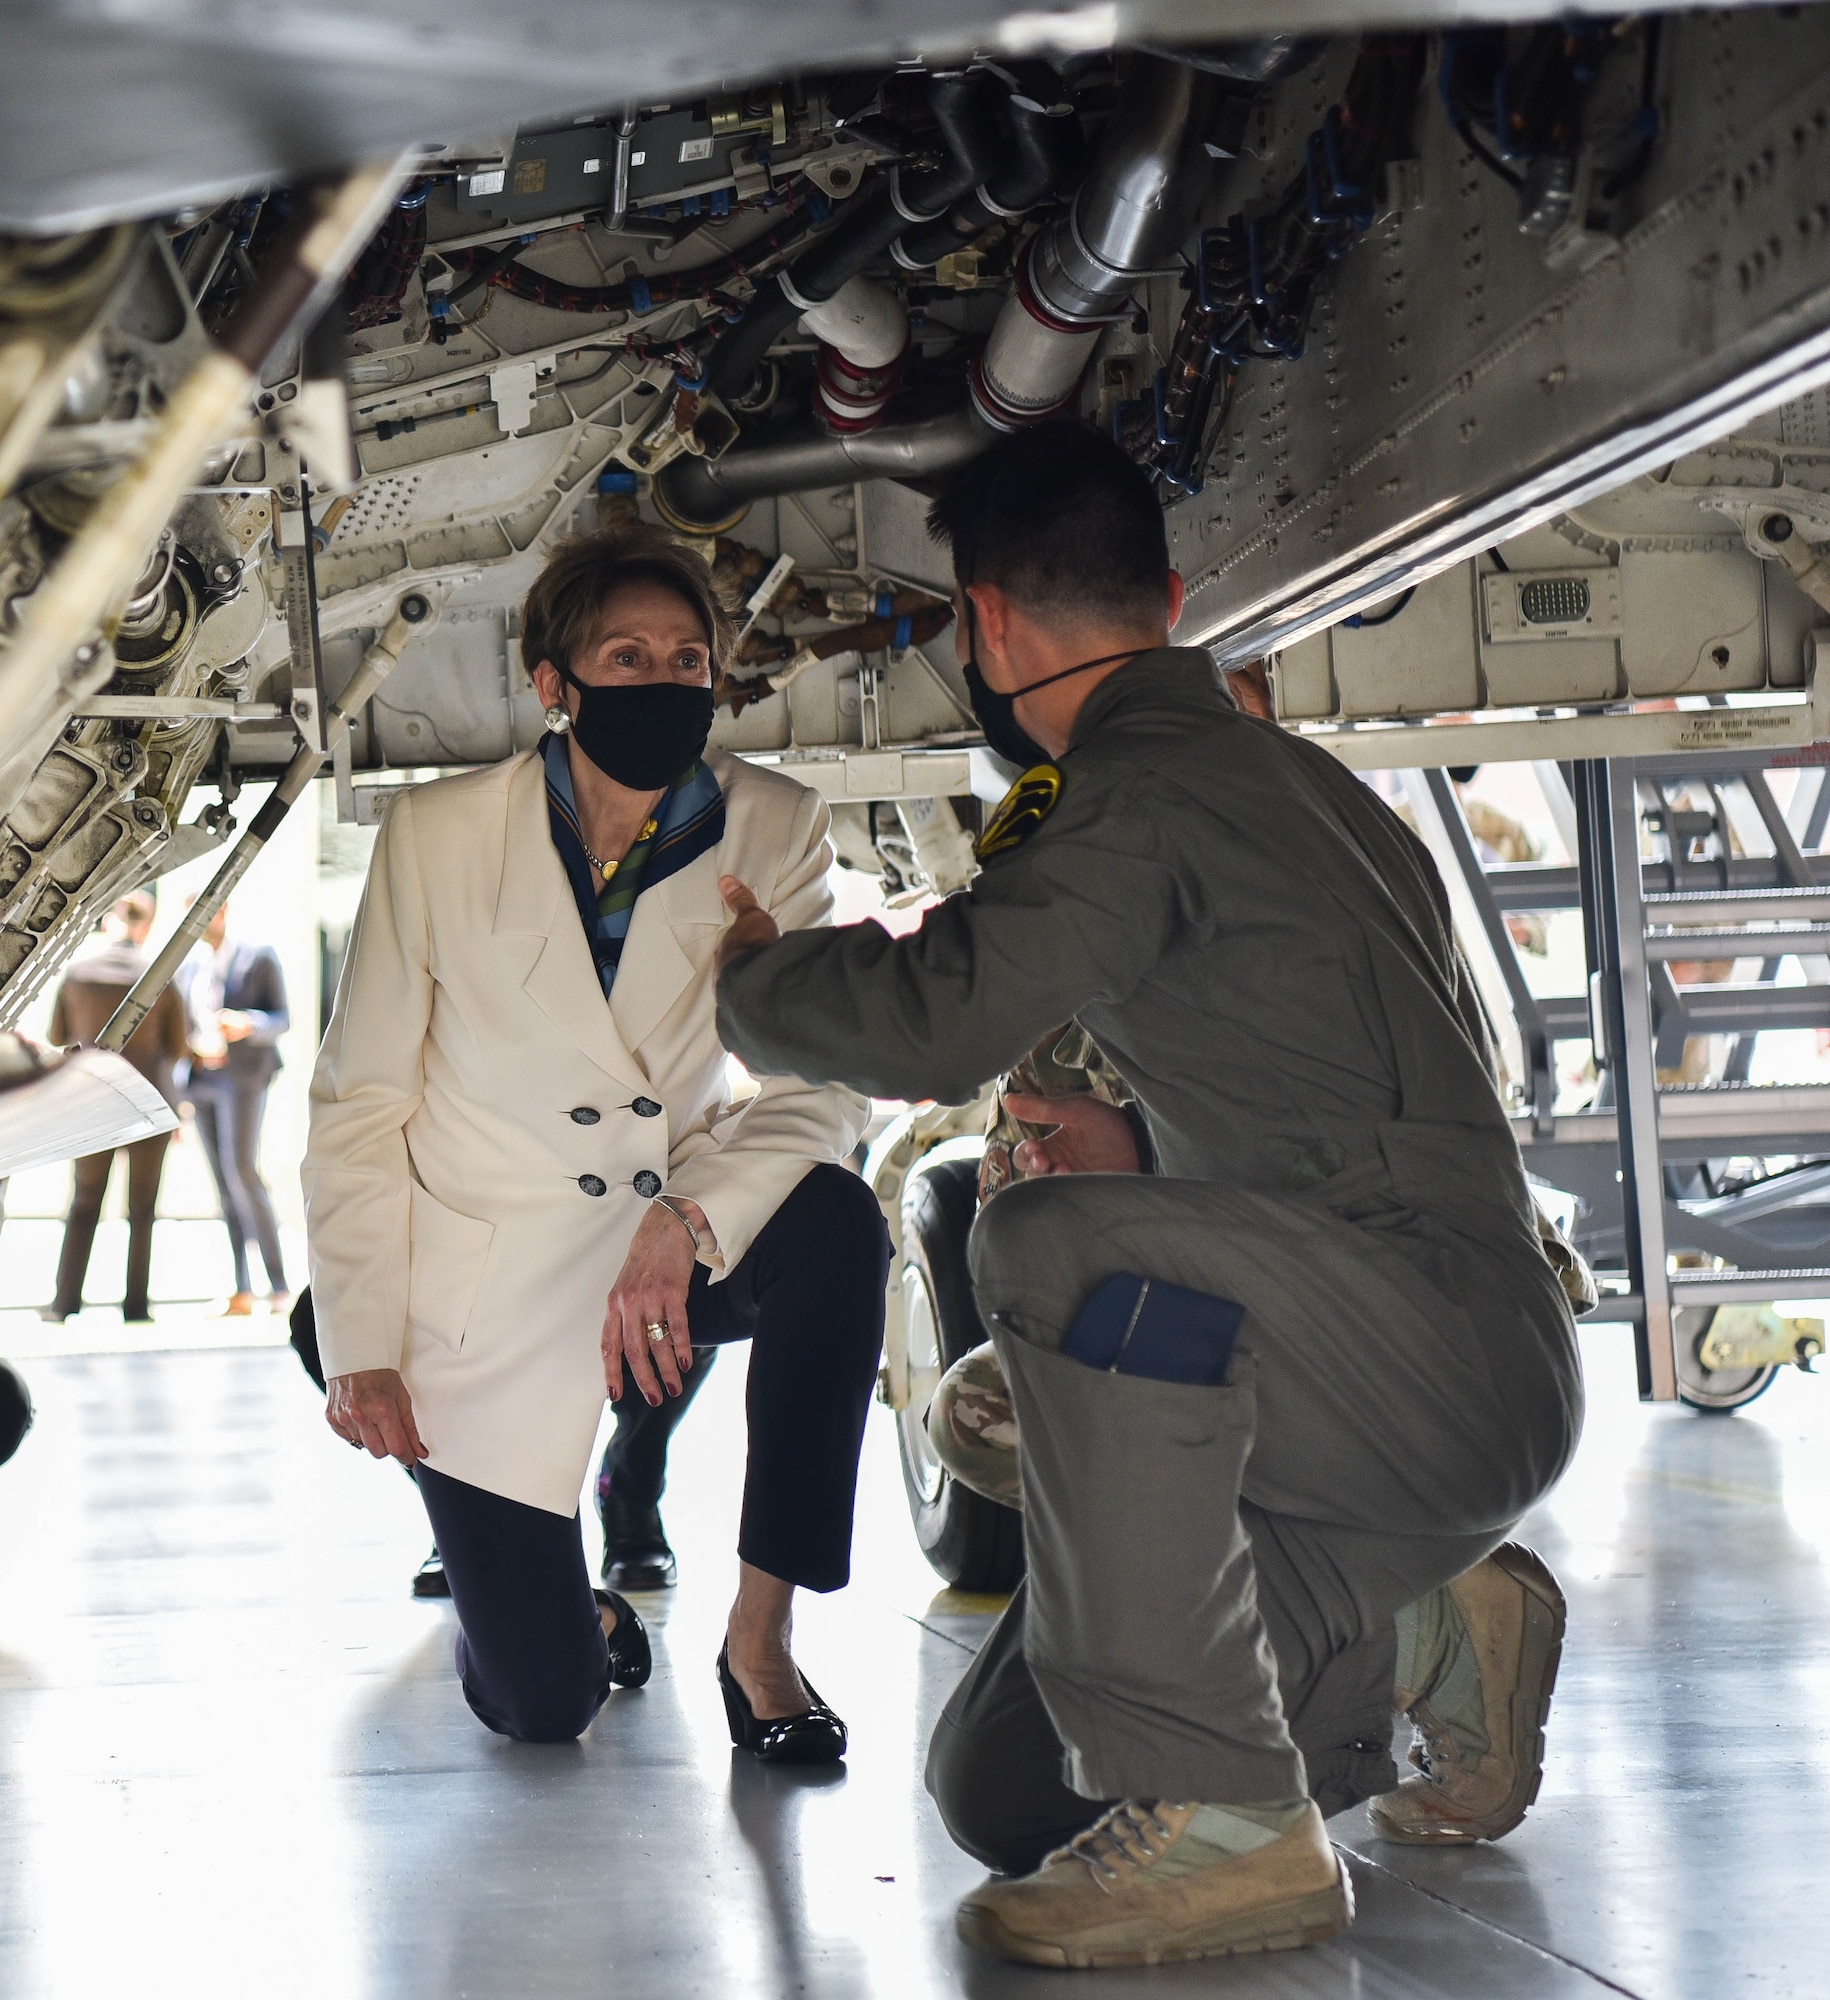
[895,1159,1024,1593]
[1675,1306,1778,1414]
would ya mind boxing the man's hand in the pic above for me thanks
[603,1200,703,1407]
[716,876,780,974]
[217,1009,255,1043]
[327,1368,428,1463]
[1004,1092,1142,1176]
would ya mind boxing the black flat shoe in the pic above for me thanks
[600,1494,678,1591]
[594,1588,653,1689]
[717,1643,846,1764]
[411,1547,451,1599]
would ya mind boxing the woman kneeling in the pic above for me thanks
[303,527,888,1757]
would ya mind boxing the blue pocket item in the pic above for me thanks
[1061,1273,1244,1386]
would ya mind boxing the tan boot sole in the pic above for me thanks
[1373,1542,1566,1846]
[956,1860,1353,1969]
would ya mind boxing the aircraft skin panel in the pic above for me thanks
[0,0,1794,235]
[10,16,1830,1023]
[1167,7,1830,661]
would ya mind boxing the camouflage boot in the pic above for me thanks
[926,1341,1022,1510]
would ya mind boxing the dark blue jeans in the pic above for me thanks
[418,1164,890,1741]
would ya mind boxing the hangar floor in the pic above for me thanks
[0,1309,1824,2000]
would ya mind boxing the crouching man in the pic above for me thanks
[712,421,1582,1970]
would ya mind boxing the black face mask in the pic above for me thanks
[960,599,1143,770]
[556,666,714,791]
[963,658,1051,771]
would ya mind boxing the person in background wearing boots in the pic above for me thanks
[43,890,189,1324]
[180,900,290,1316]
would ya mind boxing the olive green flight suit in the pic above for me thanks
[716,650,1581,1870]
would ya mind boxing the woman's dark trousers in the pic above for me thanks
[421,1164,891,1741]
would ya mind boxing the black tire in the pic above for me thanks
[0,1358,32,1468]
[1675,1306,1778,1413]
[895,1158,1025,1592]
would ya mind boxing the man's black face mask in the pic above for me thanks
[959,594,1144,772]
[555,663,714,791]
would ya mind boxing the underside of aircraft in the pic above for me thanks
[4,1,1830,1020]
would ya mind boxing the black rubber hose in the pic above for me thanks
[895,90,1081,268]
[701,284,807,401]
[707,70,1002,398]
[794,69,1001,295]
[986,87,1081,209]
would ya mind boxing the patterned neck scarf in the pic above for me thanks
[543,733,726,996]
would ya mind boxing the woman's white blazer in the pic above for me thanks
[302,746,869,1516]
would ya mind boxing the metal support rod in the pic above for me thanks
[97,592,433,1052]
[0,157,413,821]
[1585,758,1678,1399]
[1400,768,1526,1098]
[1424,768,1557,1134]
[1740,766,1816,888]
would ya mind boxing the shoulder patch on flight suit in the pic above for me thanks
[976,765,1063,860]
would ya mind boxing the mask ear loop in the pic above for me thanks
[960,585,1143,708]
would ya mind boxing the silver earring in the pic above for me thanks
[544,704,571,735]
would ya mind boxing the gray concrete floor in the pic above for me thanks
[2,1314,1826,1998]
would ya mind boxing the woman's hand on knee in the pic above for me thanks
[1004,1093,1141,1176]
[602,1205,699,1406]
[327,1369,427,1464]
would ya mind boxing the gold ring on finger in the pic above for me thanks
[645,1320,669,1344]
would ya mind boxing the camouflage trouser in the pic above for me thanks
[928,1018,1128,1514]
[925,1341,1022,1510]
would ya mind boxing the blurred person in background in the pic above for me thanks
[42,889,189,1324]
[179,900,290,1316]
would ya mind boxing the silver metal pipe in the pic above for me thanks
[1031,54,1220,322]
[657,406,988,524]
[97,591,433,1053]
[974,56,1216,430]
[606,108,639,233]
[662,59,1218,513]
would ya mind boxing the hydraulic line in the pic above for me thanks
[1136,37,1426,494]
[440,186,822,321]
[971,55,1223,432]
[705,70,1001,402]
[725,600,954,709]
[654,406,986,528]
[664,57,1222,522]
[893,64,1082,269]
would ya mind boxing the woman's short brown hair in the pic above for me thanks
[521,524,734,682]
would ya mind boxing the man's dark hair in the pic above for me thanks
[928,421,1170,622]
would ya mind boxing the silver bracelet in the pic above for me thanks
[652,1193,708,1255]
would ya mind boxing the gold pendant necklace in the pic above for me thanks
[580,817,659,882]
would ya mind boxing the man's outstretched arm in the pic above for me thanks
[715,768,1193,1103]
